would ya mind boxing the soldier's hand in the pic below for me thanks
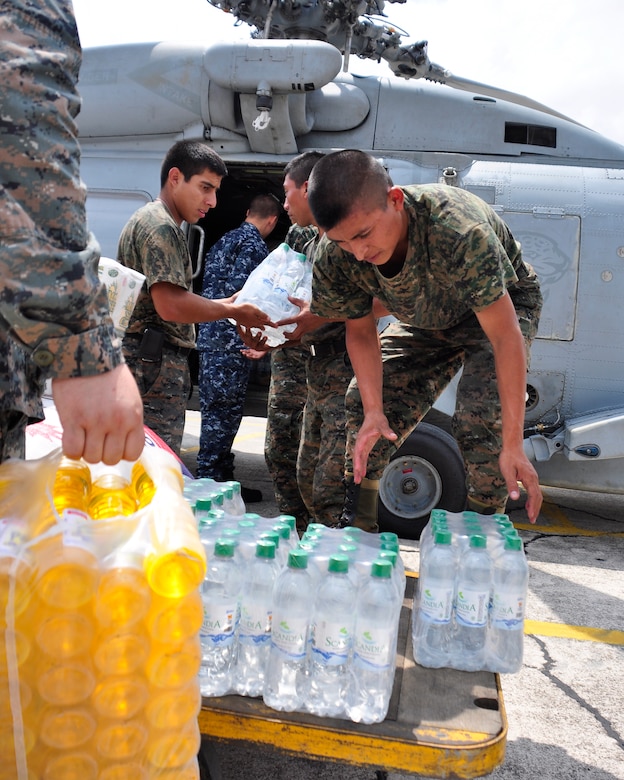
[353,411,398,483]
[52,364,144,465]
[499,446,543,523]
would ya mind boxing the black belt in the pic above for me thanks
[124,332,192,358]
[161,342,191,358]
[308,340,347,360]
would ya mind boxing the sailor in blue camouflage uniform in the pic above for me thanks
[0,0,143,464]
[196,194,281,480]
[308,150,544,529]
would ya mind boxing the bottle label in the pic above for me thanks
[311,619,351,665]
[239,602,272,643]
[353,627,393,670]
[491,591,525,629]
[0,521,26,557]
[61,509,94,553]
[201,600,238,645]
[419,584,453,623]
[271,615,308,658]
[455,586,489,627]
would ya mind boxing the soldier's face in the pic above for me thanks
[326,187,407,267]
[169,167,222,225]
[283,175,313,227]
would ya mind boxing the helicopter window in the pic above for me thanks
[504,123,557,148]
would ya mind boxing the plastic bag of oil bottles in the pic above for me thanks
[0,446,206,780]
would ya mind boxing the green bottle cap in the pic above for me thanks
[434,529,453,545]
[328,553,349,574]
[214,539,236,557]
[255,539,276,559]
[504,537,523,552]
[260,530,280,548]
[371,559,393,579]
[287,549,308,569]
[469,534,487,549]
[378,549,397,568]
[273,522,291,540]
[209,491,224,507]
[279,515,296,532]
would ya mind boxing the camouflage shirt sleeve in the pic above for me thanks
[311,234,376,319]
[0,0,122,393]
[312,186,538,330]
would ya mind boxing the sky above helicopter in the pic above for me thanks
[72,0,624,148]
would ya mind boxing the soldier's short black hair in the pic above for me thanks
[160,140,228,187]
[307,149,392,230]
[248,192,283,220]
[283,151,325,188]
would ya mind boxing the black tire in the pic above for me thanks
[377,422,467,539]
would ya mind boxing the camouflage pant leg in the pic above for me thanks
[123,341,190,456]
[345,313,537,510]
[197,347,251,480]
[297,352,352,526]
[0,412,28,461]
[265,346,310,527]
[453,305,540,509]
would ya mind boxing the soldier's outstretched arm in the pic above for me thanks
[346,314,398,483]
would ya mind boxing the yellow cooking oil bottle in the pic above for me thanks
[131,460,156,509]
[35,457,98,611]
[140,452,205,599]
[88,462,138,520]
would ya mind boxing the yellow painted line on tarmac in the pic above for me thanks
[514,500,624,536]
[525,620,624,646]
[514,523,624,537]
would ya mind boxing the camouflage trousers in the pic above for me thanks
[297,351,351,526]
[196,347,251,480]
[123,340,190,456]
[265,346,310,529]
[0,0,88,460]
[345,307,540,510]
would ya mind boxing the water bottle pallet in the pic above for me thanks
[412,511,529,673]
[198,575,507,779]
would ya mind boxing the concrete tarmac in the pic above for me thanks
[182,411,624,780]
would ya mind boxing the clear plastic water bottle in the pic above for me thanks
[306,553,357,717]
[263,549,312,711]
[198,538,242,696]
[223,480,246,515]
[412,529,456,668]
[346,559,400,724]
[451,534,492,671]
[232,243,308,346]
[488,536,528,673]
[233,539,279,696]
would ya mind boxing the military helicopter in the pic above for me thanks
[77,0,624,537]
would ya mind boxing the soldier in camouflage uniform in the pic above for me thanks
[308,150,543,528]
[260,153,350,530]
[0,0,143,464]
[196,193,281,482]
[117,140,274,455]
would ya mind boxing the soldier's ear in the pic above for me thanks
[387,186,405,212]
